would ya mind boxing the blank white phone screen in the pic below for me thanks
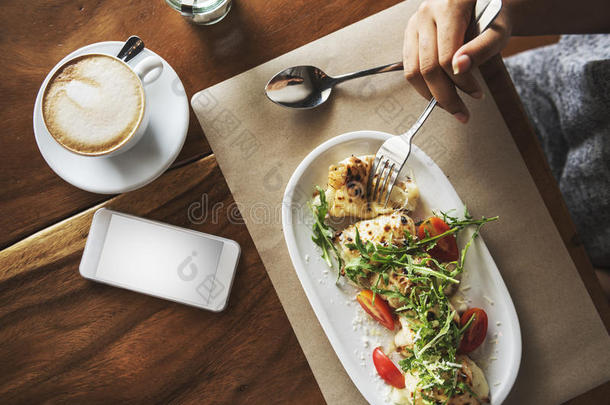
[96,214,223,306]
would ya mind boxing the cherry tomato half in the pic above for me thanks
[417,217,459,262]
[356,290,395,331]
[372,347,405,389]
[458,308,488,353]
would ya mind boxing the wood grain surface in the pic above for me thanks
[0,0,608,403]
[0,0,401,249]
[0,155,324,404]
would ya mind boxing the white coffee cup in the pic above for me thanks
[41,52,163,157]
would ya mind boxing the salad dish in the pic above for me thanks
[282,131,521,405]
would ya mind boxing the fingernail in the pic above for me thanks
[452,54,472,75]
[454,112,469,123]
[471,91,484,99]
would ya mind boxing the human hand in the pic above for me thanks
[403,0,512,123]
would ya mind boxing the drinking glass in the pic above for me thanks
[165,0,232,25]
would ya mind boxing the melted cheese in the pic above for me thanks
[326,155,419,219]
[390,321,490,404]
[390,373,419,404]
[394,317,416,349]
[334,212,415,263]
[333,212,418,306]
[454,355,490,403]
[390,357,490,405]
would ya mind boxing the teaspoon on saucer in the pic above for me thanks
[117,35,145,62]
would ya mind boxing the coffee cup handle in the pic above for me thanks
[133,56,164,85]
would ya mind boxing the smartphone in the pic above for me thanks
[80,208,240,312]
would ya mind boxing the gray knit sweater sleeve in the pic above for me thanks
[504,34,610,268]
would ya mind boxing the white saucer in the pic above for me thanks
[33,41,189,194]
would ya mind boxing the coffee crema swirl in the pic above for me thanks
[42,54,145,155]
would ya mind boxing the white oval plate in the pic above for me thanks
[282,131,521,405]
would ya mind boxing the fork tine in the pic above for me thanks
[371,159,387,202]
[377,163,394,203]
[366,155,381,198]
[374,161,389,202]
[383,167,399,208]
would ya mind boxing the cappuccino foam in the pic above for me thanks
[43,54,144,154]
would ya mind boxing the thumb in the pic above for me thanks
[452,25,509,75]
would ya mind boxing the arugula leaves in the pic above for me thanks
[346,227,460,285]
[308,186,343,279]
[308,185,496,399]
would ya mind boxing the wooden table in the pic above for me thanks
[0,1,607,403]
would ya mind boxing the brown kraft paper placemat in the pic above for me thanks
[191,2,610,403]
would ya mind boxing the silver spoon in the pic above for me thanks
[265,0,501,109]
[265,62,403,109]
[117,35,144,62]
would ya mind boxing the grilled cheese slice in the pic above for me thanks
[389,355,490,404]
[453,355,490,404]
[333,212,418,304]
[334,211,416,263]
[325,155,419,219]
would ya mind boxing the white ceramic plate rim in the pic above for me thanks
[282,130,521,404]
[33,41,189,194]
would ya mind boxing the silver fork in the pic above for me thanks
[367,0,502,206]
[368,98,437,206]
